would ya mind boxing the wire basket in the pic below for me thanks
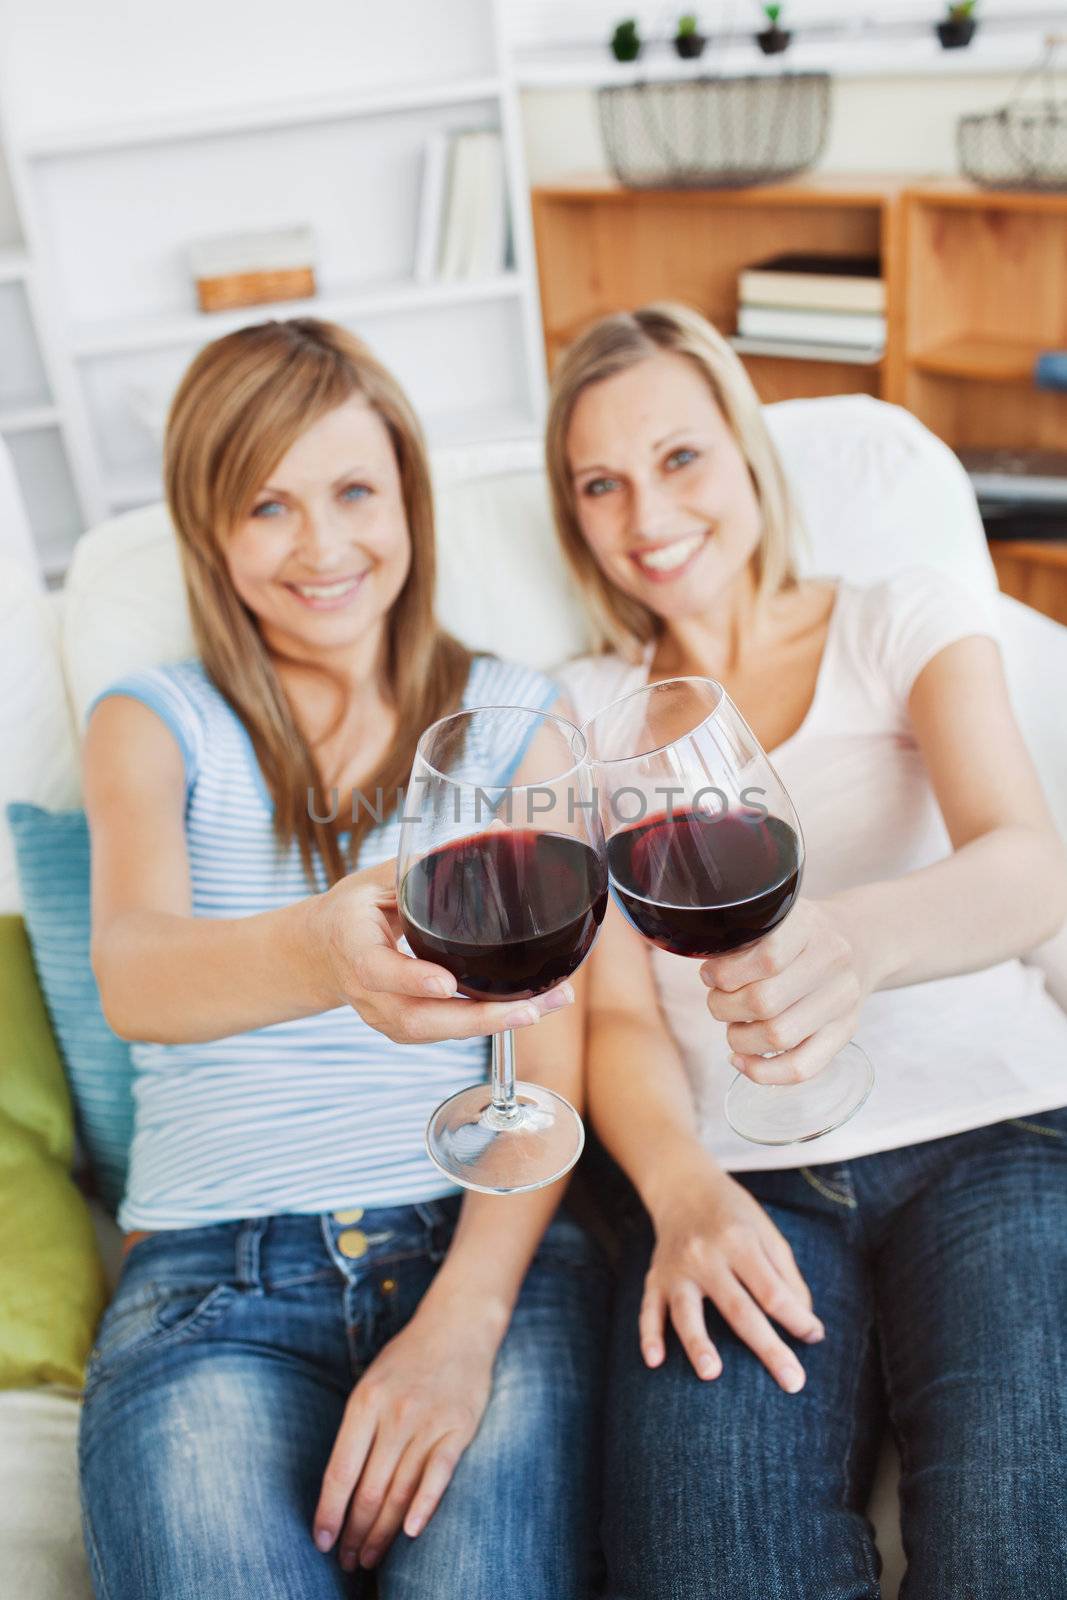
[598,74,831,191]
[958,37,1067,192]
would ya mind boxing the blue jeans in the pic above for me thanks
[79,1198,609,1600]
[602,1106,1067,1600]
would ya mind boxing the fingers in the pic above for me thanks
[352,1434,433,1571]
[703,939,827,1026]
[667,1282,723,1381]
[335,1430,408,1574]
[354,982,575,1045]
[705,1266,807,1394]
[699,912,808,993]
[759,1226,814,1313]
[350,941,459,1001]
[730,1019,854,1085]
[732,1245,823,1346]
[724,970,860,1060]
[313,1403,378,1556]
[638,1282,667,1368]
[403,1435,466,1540]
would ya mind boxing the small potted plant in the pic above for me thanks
[610,18,642,62]
[674,13,706,59]
[936,1,978,49]
[756,3,791,55]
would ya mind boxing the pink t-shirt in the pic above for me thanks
[559,566,1067,1171]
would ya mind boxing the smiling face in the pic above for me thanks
[566,350,763,623]
[224,394,411,666]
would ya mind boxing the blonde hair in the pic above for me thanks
[545,301,800,660]
[164,317,471,886]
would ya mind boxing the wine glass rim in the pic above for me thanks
[414,703,589,790]
[582,675,726,767]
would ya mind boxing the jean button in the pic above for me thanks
[333,1208,364,1225]
[337,1228,368,1259]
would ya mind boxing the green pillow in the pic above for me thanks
[0,916,107,1389]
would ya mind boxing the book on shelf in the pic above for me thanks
[728,333,883,366]
[958,447,1067,506]
[415,127,508,285]
[736,303,886,348]
[739,253,885,314]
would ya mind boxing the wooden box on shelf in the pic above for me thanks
[529,174,906,405]
[189,228,317,314]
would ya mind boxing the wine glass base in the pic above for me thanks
[724,1042,875,1146]
[426,1082,586,1195]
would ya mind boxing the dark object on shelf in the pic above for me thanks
[978,500,1067,542]
[611,19,642,63]
[674,25,706,60]
[937,19,977,50]
[1035,350,1067,391]
[958,39,1067,191]
[960,446,1067,504]
[598,74,831,190]
[757,27,792,55]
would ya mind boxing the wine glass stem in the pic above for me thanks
[490,1027,520,1121]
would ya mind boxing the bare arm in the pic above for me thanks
[705,637,1067,1083]
[85,695,567,1045]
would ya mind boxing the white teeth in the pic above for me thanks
[636,533,705,573]
[291,577,362,599]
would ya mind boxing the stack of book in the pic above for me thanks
[959,447,1067,543]
[731,254,886,364]
[414,128,509,284]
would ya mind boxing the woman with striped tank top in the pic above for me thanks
[78,319,607,1599]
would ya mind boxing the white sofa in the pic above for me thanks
[2,394,1066,1600]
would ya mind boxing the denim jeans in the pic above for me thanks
[602,1106,1067,1600]
[79,1198,609,1600]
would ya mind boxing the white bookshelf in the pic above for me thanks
[0,0,548,576]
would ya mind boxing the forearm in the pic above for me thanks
[587,1011,715,1220]
[93,897,334,1043]
[833,824,1067,994]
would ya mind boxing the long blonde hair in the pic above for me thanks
[545,301,800,660]
[164,317,471,886]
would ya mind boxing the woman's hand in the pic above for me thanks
[309,860,573,1043]
[313,1291,502,1572]
[700,897,874,1084]
[643,1153,823,1393]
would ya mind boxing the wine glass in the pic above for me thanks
[397,704,608,1193]
[583,676,873,1145]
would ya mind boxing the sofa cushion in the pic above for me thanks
[0,915,107,1389]
[6,807,134,1214]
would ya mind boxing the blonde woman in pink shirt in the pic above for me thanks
[547,303,1067,1600]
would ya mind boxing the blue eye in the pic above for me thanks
[252,499,286,518]
[341,483,370,502]
[667,447,698,469]
[584,477,618,497]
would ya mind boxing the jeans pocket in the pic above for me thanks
[86,1281,239,1387]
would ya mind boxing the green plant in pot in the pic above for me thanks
[756,3,791,55]
[937,1,978,49]
[611,18,643,62]
[674,13,706,59]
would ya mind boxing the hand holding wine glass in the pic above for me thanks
[583,677,873,1145]
[397,704,608,1193]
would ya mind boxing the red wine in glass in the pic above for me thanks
[608,807,801,959]
[400,828,608,998]
[584,676,873,1145]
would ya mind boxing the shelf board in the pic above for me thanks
[910,335,1047,383]
[0,402,60,435]
[24,76,504,159]
[72,272,527,359]
[729,334,884,366]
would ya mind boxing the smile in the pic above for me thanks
[632,530,708,579]
[283,574,367,609]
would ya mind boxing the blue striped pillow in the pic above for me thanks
[6,804,133,1213]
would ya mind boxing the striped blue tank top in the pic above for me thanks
[94,654,558,1230]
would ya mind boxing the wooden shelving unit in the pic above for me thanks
[530,174,1067,626]
[531,174,905,407]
